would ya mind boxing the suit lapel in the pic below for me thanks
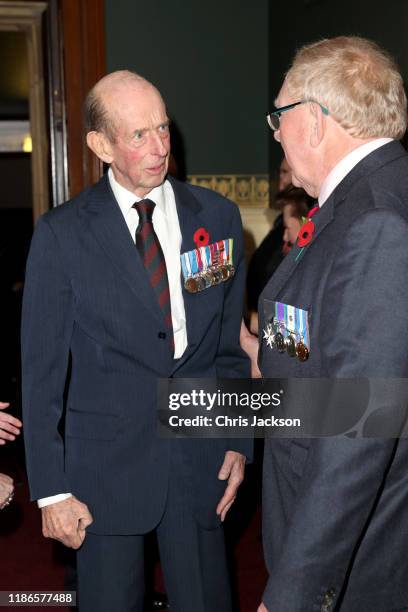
[267,196,335,297]
[80,175,165,326]
[265,140,407,299]
[169,177,203,255]
[169,178,208,368]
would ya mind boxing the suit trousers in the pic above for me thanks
[76,442,232,612]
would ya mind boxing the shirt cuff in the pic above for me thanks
[37,493,73,508]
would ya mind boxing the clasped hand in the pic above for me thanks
[41,496,93,549]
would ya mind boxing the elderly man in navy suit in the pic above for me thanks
[241,37,408,611]
[22,70,250,611]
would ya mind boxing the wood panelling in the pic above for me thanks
[61,0,105,197]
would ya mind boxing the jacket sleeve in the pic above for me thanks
[21,215,74,500]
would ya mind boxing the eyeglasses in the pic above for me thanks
[266,100,329,131]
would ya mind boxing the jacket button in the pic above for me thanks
[158,332,167,339]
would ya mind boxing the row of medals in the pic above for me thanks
[267,321,309,362]
[184,263,235,293]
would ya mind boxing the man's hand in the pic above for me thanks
[216,451,246,521]
[240,320,261,378]
[258,603,268,612]
[0,402,22,445]
[0,473,14,508]
[41,496,93,549]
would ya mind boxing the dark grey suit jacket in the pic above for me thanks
[22,175,250,534]
[259,141,408,611]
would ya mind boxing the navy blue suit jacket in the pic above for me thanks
[259,141,408,611]
[22,175,250,534]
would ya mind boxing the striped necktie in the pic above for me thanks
[133,199,174,350]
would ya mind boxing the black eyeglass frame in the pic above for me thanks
[267,100,329,131]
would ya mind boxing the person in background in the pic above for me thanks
[241,186,312,369]
[0,401,22,445]
[279,187,313,252]
[246,181,313,334]
[0,472,13,510]
[0,401,21,510]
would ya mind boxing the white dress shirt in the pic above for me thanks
[108,169,187,358]
[38,170,188,508]
[318,138,393,206]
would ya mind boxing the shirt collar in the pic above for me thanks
[108,167,168,216]
[318,138,393,207]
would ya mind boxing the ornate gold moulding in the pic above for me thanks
[188,174,269,208]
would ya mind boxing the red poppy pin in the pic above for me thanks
[296,206,319,248]
[193,227,210,247]
[297,220,315,247]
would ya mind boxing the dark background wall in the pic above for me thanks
[104,0,269,176]
[269,0,408,170]
[104,1,408,180]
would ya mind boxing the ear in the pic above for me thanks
[309,103,325,148]
[86,131,114,164]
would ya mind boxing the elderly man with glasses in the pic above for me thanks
[242,36,408,612]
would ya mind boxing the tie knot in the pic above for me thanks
[134,199,155,224]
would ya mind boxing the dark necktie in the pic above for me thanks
[133,199,174,349]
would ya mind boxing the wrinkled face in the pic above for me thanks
[283,203,303,245]
[274,84,317,197]
[102,82,170,197]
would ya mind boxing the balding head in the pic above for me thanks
[85,70,162,142]
[85,70,170,197]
